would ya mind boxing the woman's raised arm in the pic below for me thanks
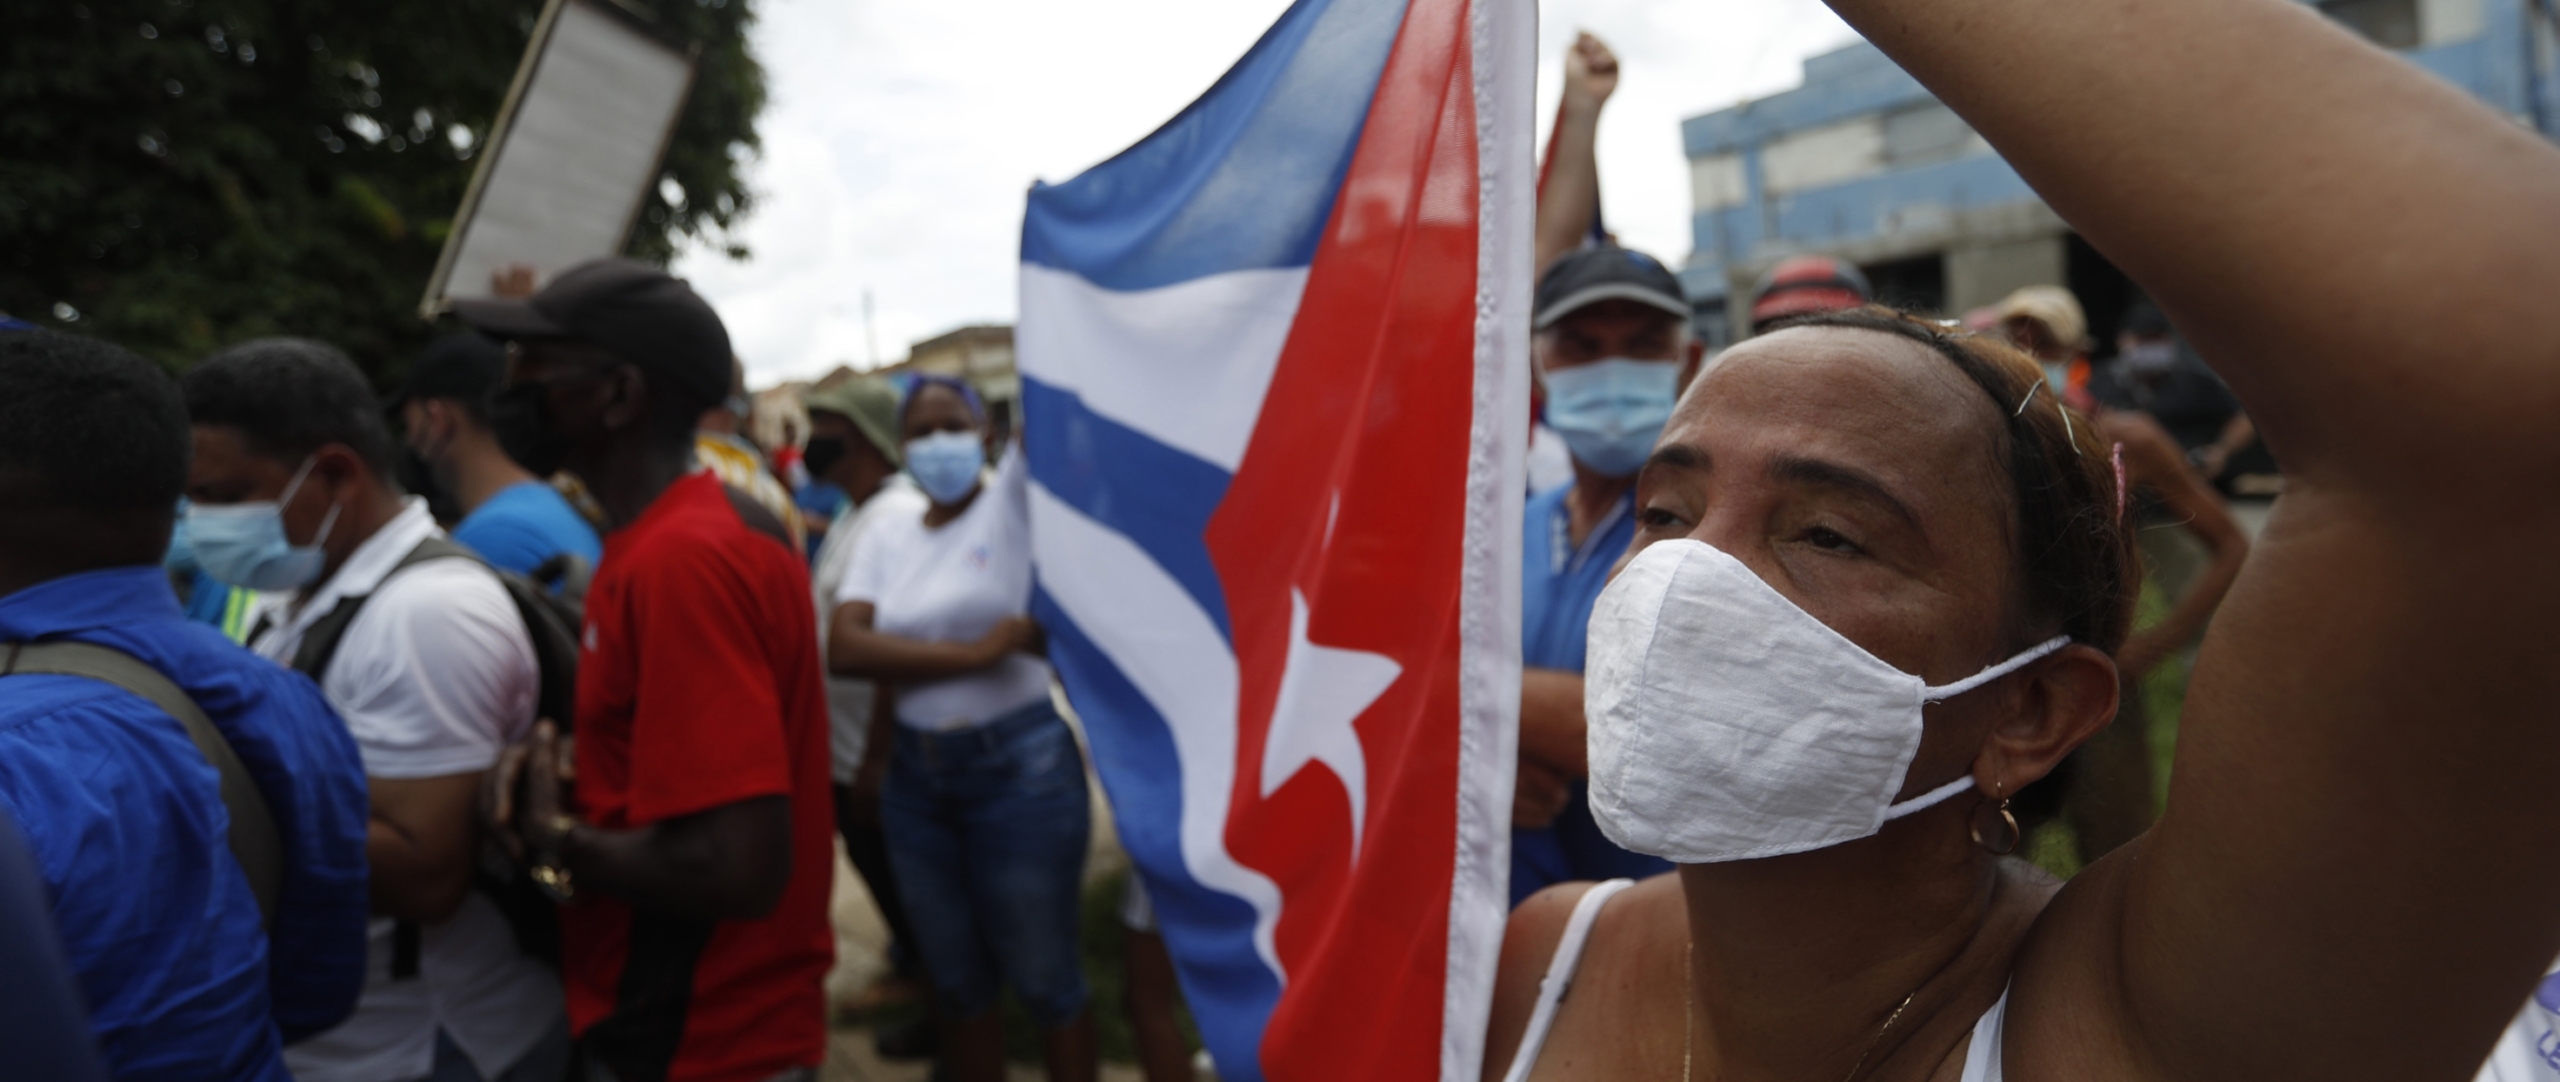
[1815,0,2560,1077]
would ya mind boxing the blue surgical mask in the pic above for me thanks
[904,431,986,505]
[164,499,200,578]
[1542,358,1681,477]
[187,456,340,591]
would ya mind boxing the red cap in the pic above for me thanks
[1749,256,1872,324]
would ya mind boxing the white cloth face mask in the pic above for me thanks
[1585,538,2068,863]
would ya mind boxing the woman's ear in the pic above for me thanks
[1978,643,2120,793]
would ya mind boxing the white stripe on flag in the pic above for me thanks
[1446,0,1536,1079]
[1026,480,1290,982]
[1018,264,1310,473]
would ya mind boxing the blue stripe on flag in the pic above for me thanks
[1030,591,1281,1082]
[1020,0,1411,291]
[1022,377,1236,643]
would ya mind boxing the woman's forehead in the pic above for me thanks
[905,383,974,417]
[1670,326,2012,502]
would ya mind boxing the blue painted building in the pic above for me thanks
[1679,0,2560,346]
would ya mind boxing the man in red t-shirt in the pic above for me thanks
[464,260,834,1082]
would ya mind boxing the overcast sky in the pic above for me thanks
[671,0,1862,386]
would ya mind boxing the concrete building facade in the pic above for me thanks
[880,324,1019,401]
[1679,0,2560,347]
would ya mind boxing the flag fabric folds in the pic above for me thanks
[1017,0,1531,1078]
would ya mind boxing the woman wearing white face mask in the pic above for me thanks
[1483,0,2560,1078]
[828,375,1098,1082]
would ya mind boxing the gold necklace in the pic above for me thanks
[1679,955,1926,1082]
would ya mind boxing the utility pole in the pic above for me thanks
[864,288,879,369]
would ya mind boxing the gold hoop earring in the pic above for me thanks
[1970,782,2020,856]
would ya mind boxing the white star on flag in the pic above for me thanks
[1259,586,1402,862]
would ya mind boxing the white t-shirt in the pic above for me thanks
[811,475,931,781]
[838,446,1054,732]
[248,499,563,1082]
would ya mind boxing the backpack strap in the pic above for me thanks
[291,536,481,682]
[283,535,487,978]
[0,640,283,928]
[721,482,798,552]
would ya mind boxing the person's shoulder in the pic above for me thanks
[853,488,931,543]
[1506,875,1679,977]
[1505,879,1606,963]
[615,484,798,588]
[1525,481,1574,519]
[374,548,515,610]
[0,672,152,737]
[356,551,528,662]
[74,618,337,733]
[872,482,932,517]
[460,485,599,554]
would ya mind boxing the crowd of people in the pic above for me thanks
[5,0,2560,1080]
[0,242,1202,1082]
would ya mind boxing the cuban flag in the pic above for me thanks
[1017,0,1532,1078]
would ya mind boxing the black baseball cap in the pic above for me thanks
[452,258,732,413]
[1534,245,1688,329]
[388,332,505,410]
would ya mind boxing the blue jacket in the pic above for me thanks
[0,803,108,1082]
[0,567,370,1081]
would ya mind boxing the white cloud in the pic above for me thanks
[678,0,1860,387]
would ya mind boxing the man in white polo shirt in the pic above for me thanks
[184,338,566,1082]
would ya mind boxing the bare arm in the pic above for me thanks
[1532,34,1617,276]
[491,722,793,920]
[1482,882,1597,1082]
[2100,411,2247,679]
[366,773,481,923]
[1818,0,2560,1074]
[2195,412,2257,480]
[826,600,1034,682]
[1519,667,1589,777]
[555,797,792,920]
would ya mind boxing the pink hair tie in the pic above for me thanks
[2110,442,2128,526]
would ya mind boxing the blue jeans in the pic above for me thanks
[882,698,1093,1028]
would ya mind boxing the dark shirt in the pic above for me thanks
[0,567,371,1080]
[2088,349,2241,452]
[0,804,108,1082]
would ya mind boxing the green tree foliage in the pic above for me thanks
[0,0,765,381]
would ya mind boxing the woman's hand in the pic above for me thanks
[972,616,1043,667]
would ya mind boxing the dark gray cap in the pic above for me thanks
[1534,245,1688,329]
[453,258,732,412]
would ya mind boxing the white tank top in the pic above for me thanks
[1499,879,2010,1082]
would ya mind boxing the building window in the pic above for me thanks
[1761,116,1885,195]
[1881,104,1981,168]
[2320,0,2421,48]
[1690,153,1748,212]
[1862,254,1946,316]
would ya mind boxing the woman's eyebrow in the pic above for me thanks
[1767,454,1921,530]
[1643,443,1709,477]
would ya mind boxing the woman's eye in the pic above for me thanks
[1805,526,1862,554]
